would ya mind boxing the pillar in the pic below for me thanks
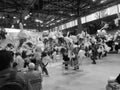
[77,17,83,34]
[77,0,83,34]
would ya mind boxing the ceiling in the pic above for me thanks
[0,0,119,31]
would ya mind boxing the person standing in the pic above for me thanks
[90,43,98,64]
[0,50,31,90]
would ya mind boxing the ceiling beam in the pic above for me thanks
[49,1,75,11]
[0,0,17,7]
[78,0,120,17]
[30,9,77,18]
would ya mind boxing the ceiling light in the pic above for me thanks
[70,14,74,16]
[59,11,63,13]
[17,20,20,23]
[50,23,55,25]
[3,16,5,19]
[13,16,16,19]
[46,21,50,24]
[92,0,95,1]
[40,20,43,23]
[11,25,14,28]
[35,19,43,23]
[51,19,54,21]
[57,20,61,22]
[24,15,30,20]
[35,19,39,22]
[24,24,26,26]
[100,0,107,3]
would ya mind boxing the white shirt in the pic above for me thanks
[15,55,24,70]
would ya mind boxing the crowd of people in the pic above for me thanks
[0,23,120,90]
[1,27,120,70]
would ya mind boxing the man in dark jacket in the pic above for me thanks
[90,43,98,64]
[0,50,31,90]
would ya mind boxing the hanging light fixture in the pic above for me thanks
[92,0,96,2]
[11,25,14,28]
[100,0,107,3]
[24,23,26,26]
[17,20,20,23]
[2,16,5,19]
[13,16,16,19]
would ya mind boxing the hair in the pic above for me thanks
[26,42,33,48]
[15,52,21,56]
[12,62,18,68]
[41,52,47,58]
[7,43,14,48]
[0,50,14,71]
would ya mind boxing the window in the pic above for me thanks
[69,21,73,27]
[86,13,97,22]
[108,5,118,15]
[71,21,75,27]
[50,5,120,31]
[99,8,108,18]
[118,4,120,13]
[66,22,71,28]
[74,19,78,26]
[64,23,67,29]
[61,25,66,30]
[81,17,86,24]
[86,12,101,22]
[93,12,100,20]
[94,11,100,20]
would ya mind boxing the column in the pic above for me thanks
[77,17,83,34]
[77,0,82,34]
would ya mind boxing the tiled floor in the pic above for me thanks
[43,54,120,90]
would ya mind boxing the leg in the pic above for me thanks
[98,52,102,59]
[65,64,68,70]
[43,67,49,75]
[91,56,96,64]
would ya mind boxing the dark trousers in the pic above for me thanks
[98,52,102,59]
[91,55,96,64]
[42,67,49,75]
[64,61,69,70]
[42,63,49,75]
[73,58,79,70]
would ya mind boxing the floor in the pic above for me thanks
[43,54,120,90]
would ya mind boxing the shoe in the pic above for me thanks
[92,62,96,64]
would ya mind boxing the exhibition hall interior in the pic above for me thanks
[0,0,120,90]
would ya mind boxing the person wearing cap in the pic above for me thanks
[0,49,30,90]
[24,63,42,90]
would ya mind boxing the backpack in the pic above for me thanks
[0,71,24,90]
